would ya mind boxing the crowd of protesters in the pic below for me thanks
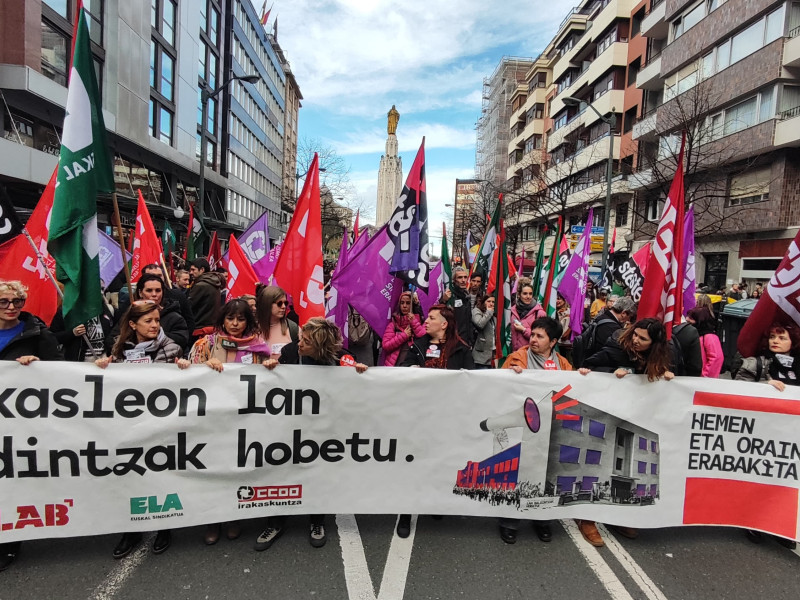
[0,259,795,572]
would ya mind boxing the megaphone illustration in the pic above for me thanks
[480,397,540,452]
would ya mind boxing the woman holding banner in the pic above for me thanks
[257,317,367,551]
[189,298,270,545]
[736,322,799,549]
[255,285,299,359]
[382,291,426,367]
[96,300,189,558]
[0,280,64,572]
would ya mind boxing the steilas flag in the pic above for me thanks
[0,169,59,325]
[130,191,163,282]
[738,229,800,357]
[638,132,686,339]
[272,153,324,323]
[225,235,259,300]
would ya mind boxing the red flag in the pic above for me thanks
[225,235,260,300]
[738,229,800,357]
[638,132,686,338]
[207,231,222,268]
[130,191,163,282]
[0,169,58,325]
[486,249,517,295]
[272,153,325,323]
[633,243,650,278]
[353,210,360,241]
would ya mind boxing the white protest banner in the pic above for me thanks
[1,362,799,543]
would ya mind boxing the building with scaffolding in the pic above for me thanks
[475,57,534,190]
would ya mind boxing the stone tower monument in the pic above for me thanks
[376,105,403,225]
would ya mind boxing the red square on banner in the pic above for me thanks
[684,478,798,538]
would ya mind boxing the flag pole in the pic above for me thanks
[20,228,100,358]
[112,193,134,300]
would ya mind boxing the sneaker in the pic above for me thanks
[309,524,327,548]
[254,527,283,551]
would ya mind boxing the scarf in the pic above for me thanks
[516,296,535,320]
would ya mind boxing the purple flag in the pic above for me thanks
[97,229,130,287]
[682,205,696,315]
[349,228,370,258]
[557,208,594,339]
[417,260,444,318]
[224,212,273,282]
[262,242,282,283]
[327,228,351,345]
[331,225,403,335]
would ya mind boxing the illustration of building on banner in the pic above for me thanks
[454,386,660,511]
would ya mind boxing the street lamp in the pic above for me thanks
[198,73,260,225]
[562,96,616,277]
[295,167,326,201]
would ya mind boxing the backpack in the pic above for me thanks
[572,318,617,367]
[730,352,763,381]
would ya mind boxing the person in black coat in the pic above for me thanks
[0,280,64,572]
[257,318,367,552]
[117,264,195,334]
[401,304,475,370]
[50,302,114,361]
[441,267,475,349]
[108,273,190,354]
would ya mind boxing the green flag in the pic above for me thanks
[162,221,176,261]
[184,204,208,262]
[47,5,114,329]
[441,223,452,292]
[541,216,564,317]
[471,201,501,284]
[531,229,548,303]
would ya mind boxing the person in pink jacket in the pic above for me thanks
[382,291,426,366]
[687,307,723,378]
[510,282,546,351]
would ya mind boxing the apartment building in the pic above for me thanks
[0,0,299,251]
[632,0,800,289]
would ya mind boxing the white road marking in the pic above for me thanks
[560,520,634,600]
[597,524,669,600]
[377,516,417,600]
[336,514,377,600]
[90,534,153,600]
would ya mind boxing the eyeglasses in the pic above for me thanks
[0,298,25,309]
[275,301,288,307]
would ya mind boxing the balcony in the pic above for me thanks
[588,0,636,45]
[783,30,800,68]
[546,133,621,184]
[640,0,667,40]
[551,42,628,115]
[627,167,655,190]
[774,108,800,148]
[636,53,662,91]
[632,110,658,141]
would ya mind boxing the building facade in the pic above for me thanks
[0,0,299,255]
[632,0,800,289]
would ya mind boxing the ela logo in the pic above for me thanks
[0,499,73,531]
[130,493,183,515]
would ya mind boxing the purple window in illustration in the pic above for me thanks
[561,413,583,432]
[636,484,647,496]
[637,460,647,474]
[581,476,599,491]
[585,449,602,465]
[557,476,577,494]
[651,440,658,453]
[650,484,658,496]
[589,420,606,438]
[639,436,648,450]
[651,463,658,475]
[559,445,581,464]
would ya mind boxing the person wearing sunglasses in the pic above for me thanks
[0,280,64,572]
[255,284,299,360]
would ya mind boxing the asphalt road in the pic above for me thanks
[1,516,798,600]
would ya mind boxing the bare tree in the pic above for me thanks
[627,74,770,240]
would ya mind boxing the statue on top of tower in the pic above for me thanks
[387,105,400,135]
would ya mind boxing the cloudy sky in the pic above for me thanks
[270,0,576,243]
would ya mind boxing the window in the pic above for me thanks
[615,203,629,227]
[647,197,664,222]
[41,1,105,88]
[639,437,648,450]
[41,20,68,86]
[561,414,583,432]
[730,21,763,65]
[637,460,647,474]
[150,0,177,146]
[557,476,577,493]
[651,463,658,475]
[627,58,640,87]
[589,420,606,438]
[724,97,757,135]
[559,445,581,464]
[651,441,658,453]
[592,208,605,228]
[672,1,706,41]
[586,450,602,465]
[728,167,771,206]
